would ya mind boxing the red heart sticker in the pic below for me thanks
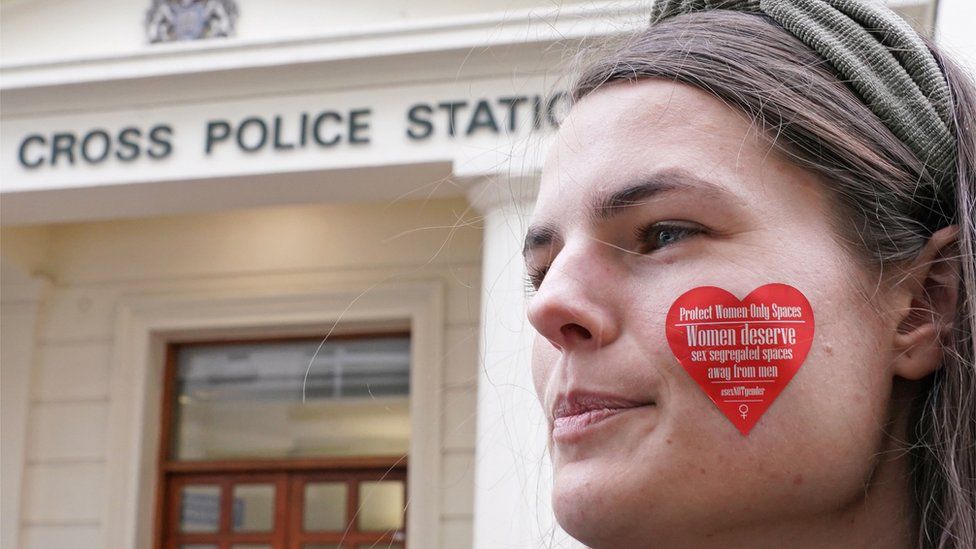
[665,284,815,435]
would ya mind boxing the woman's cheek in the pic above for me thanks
[784,284,891,469]
[646,260,888,453]
[738,274,892,504]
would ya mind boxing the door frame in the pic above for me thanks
[104,279,444,549]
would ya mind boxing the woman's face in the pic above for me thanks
[526,80,903,546]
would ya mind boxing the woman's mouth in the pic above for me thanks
[551,392,656,443]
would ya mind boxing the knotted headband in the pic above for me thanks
[650,0,957,183]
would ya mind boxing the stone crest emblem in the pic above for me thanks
[146,0,238,43]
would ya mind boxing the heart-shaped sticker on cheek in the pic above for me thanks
[665,283,815,435]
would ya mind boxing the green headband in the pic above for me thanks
[650,0,957,183]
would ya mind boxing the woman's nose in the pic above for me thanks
[526,247,622,352]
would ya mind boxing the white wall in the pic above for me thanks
[935,0,976,72]
[1,196,483,549]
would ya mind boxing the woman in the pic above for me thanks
[523,2,975,548]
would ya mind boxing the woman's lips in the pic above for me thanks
[551,392,656,443]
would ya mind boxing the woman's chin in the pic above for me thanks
[551,460,656,547]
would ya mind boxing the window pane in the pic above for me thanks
[179,485,221,533]
[357,481,405,532]
[171,335,410,460]
[304,482,347,531]
[232,484,275,532]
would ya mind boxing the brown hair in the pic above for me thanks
[567,10,975,548]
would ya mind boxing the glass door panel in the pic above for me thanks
[303,482,348,531]
[357,481,405,532]
[233,484,276,532]
[179,484,222,533]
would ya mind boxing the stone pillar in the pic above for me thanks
[466,174,580,549]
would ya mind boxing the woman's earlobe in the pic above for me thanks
[890,225,960,380]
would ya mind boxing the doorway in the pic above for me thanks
[155,333,411,549]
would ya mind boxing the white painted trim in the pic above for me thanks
[103,279,444,548]
[0,1,648,89]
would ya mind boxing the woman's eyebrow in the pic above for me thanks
[593,168,733,222]
[523,169,734,259]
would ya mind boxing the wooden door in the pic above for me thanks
[162,467,406,549]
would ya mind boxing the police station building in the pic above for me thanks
[1,1,969,549]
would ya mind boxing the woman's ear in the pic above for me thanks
[890,225,961,380]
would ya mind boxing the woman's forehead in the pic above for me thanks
[558,79,753,150]
[533,80,829,232]
[538,80,763,203]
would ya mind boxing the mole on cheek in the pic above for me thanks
[793,474,804,486]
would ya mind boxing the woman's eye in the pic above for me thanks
[637,222,703,253]
[523,222,704,293]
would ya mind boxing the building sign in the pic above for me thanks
[1,78,566,193]
[14,93,567,169]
